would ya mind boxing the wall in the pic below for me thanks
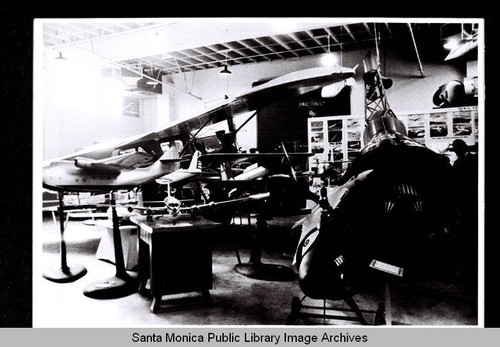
[41,54,154,160]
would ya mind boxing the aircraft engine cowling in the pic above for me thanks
[74,157,95,169]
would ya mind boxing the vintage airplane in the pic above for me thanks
[127,189,271,222]
[290,54,454,325]
[43,65,356,194]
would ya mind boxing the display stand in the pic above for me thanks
[287,295,380,325]
[132,215,220,313]
[83,192,138,299]
[43,191,87,283]
[233,211,296,281]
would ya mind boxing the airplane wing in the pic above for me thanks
[115,66,356,152]
[44,66,355,174]
[199,152,313,165]
[127,192,270,217]
[72,157,123,175]
[71,150,170,174]
[181,192,271,214]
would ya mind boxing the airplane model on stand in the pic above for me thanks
[42,65,357,298]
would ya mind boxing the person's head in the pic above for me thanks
[450,139,468,157]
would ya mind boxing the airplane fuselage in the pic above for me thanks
[43,158,179,192]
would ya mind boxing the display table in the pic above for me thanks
[130,215,222,313]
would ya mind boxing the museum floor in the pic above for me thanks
[34,214,479,327]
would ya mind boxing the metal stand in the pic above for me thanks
[43,191,87,283]
[383,280,392,325]
[233,211,296,281]
[150,289,213,313]
[83,192,138,299]
[287,295,381,325]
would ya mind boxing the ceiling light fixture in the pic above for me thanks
[321,35,338,66]
[55,51,66,60]
[220,65,232,75]
[220,51,232,75]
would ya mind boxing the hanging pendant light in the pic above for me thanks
[55,51,67,60]
[220,50,232,75]
[321,35,337,66]
[220,65,232,75]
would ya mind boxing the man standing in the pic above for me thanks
[449,139,478,294]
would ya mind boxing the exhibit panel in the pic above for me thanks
[308,115,365,174]
[308,105,478,174]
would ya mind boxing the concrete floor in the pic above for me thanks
[33,214,478,327]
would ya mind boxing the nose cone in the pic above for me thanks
[165,196,181,216]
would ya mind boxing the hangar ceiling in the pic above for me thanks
[42,20,468,77]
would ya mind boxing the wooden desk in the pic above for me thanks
[130,215,222,313]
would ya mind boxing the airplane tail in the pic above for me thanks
[188,150,202,172]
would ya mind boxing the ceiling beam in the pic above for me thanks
[363,23,372,36]
[43,20,342,61]
[270,36,300,57]
[185,48,220,68]
[232,40,270,62]
[342,24,356,41]
[305,30,328,53]
[288,33,315,55]
[324,27,340,45]
[253,37,286,59]
[384,23,393,36]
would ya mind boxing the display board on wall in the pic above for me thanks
[399,105,478,154]
[308,115,364,174]
[308,105,478,174]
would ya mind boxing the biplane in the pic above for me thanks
[43,65,356,193]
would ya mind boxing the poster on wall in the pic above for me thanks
[429,112,448,138]
[327,119,343,163]
[346,119,362,161]
[452,111,472,137]
[407,114,426,144]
